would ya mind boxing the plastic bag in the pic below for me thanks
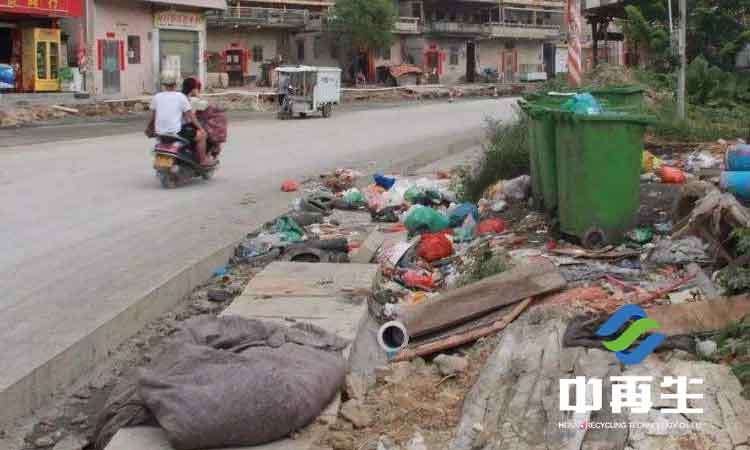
[342,188,366,205]
[448,203,480,228]
[272,216,305,242]
[374,173,396,190]
[281,180,300,192]
[404,206,450,234]
[365,186,386,212]
[657,166,687,184]
[562,93,602,115]
[402,271,435,290]
[385,179,411,206]
[685,151,719,172]
[454,215,477,243]
[503,175,531,202]
[642,150,664,173]
[477,218,506,235]
[417,232,453,262]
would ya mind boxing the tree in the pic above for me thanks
[622,0,750,71]
[328,0,397,53]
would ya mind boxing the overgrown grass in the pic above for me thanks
[455,240,507,288]
[456,112,530,203]
[648,100,750,142]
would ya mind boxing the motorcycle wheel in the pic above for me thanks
[202,169,215,180]
[158,172,176,189]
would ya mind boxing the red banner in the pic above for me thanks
[0,0,83,17]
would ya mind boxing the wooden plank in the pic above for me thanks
[646,295,750,336]
[402,260,566,337]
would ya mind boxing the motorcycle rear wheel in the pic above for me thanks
[158,172,176,189]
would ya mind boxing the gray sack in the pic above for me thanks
[93,315,348,450]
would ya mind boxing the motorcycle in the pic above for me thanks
[152,134,220,189]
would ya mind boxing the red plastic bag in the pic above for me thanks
[417,232,453,262]
[477,218,506,235]
[281,180,300,192]
[402,271,435,290]
[657,166,687,184]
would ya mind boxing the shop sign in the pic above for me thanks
[154,10,204,30]
[0,0,83,16]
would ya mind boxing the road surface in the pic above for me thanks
[0,98,517,423]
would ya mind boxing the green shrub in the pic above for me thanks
[457,110,530,202]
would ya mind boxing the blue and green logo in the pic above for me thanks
[596,304,665,365]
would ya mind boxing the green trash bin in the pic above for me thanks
[589,86,646,112]
[521,102,559,214]
[554,111,653,247]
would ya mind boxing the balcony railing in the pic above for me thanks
[207,6,309,29]
[425,21,485,35]
[306,14,325,31]
[395,17,421,34]
[484,22,560,39]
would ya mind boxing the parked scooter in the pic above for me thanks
[152,134,220,189]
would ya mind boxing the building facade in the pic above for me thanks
[63,0,225,98]
[0,0,85,92]
[205,0,332,87]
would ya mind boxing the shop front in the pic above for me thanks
[0,0,83,92]
[153,9,206,91]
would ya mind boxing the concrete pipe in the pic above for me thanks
[377,321,409,357]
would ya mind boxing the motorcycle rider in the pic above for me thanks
[145,73,213,167]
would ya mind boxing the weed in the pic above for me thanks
[456,111,530,203]
[456,241,507,288]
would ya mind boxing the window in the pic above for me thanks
[253,45,263,62]
[411,1,422,18]
[449,46,459,66]
[297,39,305,61]
[313,36,322,59]
[330,40,339,59]
[127,35,141,64]
[380,45,391,60]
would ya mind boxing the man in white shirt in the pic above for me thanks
[146,73,212,167]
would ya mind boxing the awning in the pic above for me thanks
[389,64,423,79]
[0,0,84,17]
[144,0,227,10]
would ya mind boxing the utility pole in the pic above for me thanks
[676,0,686,120]
[667,0,673,37]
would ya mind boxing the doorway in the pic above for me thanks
[501,49,516,82]
[543,43,555,80]
[465,41,476,82]
[0,28,11,64]
[159,29,199,80]
[102,40,121,95]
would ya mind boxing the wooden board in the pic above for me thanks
[646,295,750,336]
[403,260,566,337]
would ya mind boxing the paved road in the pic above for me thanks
[0,98,516,422]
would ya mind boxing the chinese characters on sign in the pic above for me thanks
[154,11,204,30]
[560,376,704,414]
[0,0,67,12]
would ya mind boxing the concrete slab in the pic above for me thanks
[244,262,378,298]
[105,426,328,450]
[221,296,366,343]
[350,230,386,264]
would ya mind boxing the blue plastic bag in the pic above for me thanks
[0,64,15,89]
[374,173,396,190]
[562,93,602,115]
[448,203,480,228]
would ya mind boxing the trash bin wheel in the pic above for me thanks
[582,227,607,249]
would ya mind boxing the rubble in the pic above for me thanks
[433,354,469,376]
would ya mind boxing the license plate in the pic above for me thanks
[155,155,174,168]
